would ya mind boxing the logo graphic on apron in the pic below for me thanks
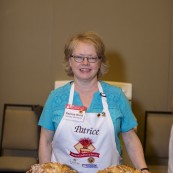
[70,138,100,159]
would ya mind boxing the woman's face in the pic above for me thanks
[69,41,101,82]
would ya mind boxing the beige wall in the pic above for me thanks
[0,0,173,143]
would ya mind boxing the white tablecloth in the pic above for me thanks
[168,125,173,173]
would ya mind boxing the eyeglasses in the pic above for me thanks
[70,55,100,63]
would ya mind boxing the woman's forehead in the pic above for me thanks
[72,42,97,55]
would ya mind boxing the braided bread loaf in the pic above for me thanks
[97,165,141,173]
[26,162,77,173]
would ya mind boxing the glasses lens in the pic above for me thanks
[73,56,83,62]
[88,57,98,63]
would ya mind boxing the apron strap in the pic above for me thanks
[98,82,109,111]
[68,83,74,105]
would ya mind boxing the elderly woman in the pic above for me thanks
[38,31,149,173]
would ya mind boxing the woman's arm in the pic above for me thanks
[122,129,150,173]
[38,127,54,164]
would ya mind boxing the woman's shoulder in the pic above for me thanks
[52,81,71,95]
[100,80,126,102]
[100,80,122,94]
[48,81,71,106]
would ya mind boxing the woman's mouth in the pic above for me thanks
[80,68,91,72]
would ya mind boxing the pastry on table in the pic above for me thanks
[26,162,77,173]
[97,164,141,173]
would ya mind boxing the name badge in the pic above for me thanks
[63,104,87,122]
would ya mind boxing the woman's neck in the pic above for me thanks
[74,78,99,94]
[73,79,99,108]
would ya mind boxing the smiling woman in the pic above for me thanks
[64,31,108,78]
[38,31,150,173]
[69,41,101,83]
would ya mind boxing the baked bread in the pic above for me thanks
[26,162,77,173]
[97,165,141,173]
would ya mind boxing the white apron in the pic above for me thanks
[51,82,121,173]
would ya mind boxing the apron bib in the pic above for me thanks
[51,82,121,173]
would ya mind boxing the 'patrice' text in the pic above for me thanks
[74,126,99,135]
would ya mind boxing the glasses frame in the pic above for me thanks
[70,55,100,63]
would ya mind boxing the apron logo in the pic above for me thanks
[70,138,100,158]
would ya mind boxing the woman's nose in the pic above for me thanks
[82,57,89,65]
